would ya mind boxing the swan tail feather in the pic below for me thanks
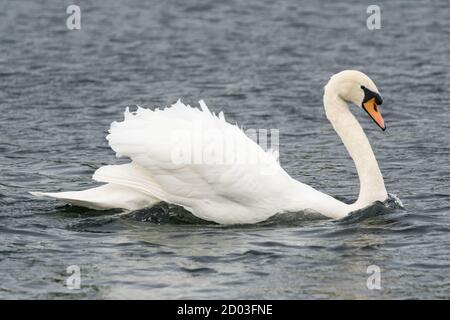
[92,162,170,203]
[30,183,158,211]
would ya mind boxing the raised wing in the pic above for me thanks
[99,100,295,223]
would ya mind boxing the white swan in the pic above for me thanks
[32,70,388,224]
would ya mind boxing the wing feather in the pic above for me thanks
[106,100,293,223]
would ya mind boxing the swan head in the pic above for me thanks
[325,70,385,131]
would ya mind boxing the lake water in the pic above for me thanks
[1,0,449,299]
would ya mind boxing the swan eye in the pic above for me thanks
[361,86,383,105]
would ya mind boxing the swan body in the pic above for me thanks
[32,70,388,224]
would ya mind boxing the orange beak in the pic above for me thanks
[362,97,386,131]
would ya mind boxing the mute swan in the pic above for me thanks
[32,70,388,224]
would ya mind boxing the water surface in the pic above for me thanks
[1,0,449,299]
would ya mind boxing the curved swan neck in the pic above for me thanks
[323,87,387,208]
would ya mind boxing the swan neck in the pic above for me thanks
[323,88,387,208]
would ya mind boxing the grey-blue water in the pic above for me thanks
[1,0,449,299]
